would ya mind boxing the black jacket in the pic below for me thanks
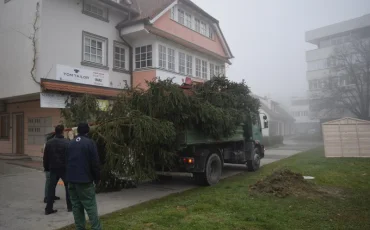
[66,135,101,184]
[43,134,70,171]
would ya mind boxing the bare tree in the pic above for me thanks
[312,37,370,121]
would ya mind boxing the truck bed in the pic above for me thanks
[179,126,245,145]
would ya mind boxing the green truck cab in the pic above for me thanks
[157,114,268,186]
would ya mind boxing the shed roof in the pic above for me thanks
[323,117,370,125]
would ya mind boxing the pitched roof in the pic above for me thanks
[116,0,233,58]
[117,0,174,28]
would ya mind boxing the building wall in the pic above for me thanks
[0,0,42,99]
[153,9,227,58]
[0,100,60,157]
[132,70,156,89]
[38,0,130,89]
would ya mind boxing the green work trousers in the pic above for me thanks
[44,171,50,198]
[68,183,102,230]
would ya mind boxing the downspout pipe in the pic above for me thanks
[119,30,133,89]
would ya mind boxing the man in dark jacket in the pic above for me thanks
[66,123,102,230]
[43,125,72,215]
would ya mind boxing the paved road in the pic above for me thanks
[0,139,321,230]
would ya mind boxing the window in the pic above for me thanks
[200,21,206,35]
[0,114,9,139]
[135,45,152,69]
[28,117,52,145]
[82,31,108,69]
[185,13,192,28]
[170,7,175,19]
[113,42,126,70]
[195,19,200,33]
[186,55,193,76]
[209,28,214,39]
[168,48,175,71]
[179,52,186,74]
[202,60,208,79]
[83,1,108,22]
[215,66,220,76]
[196,58,201,77]
[220,65,225,75]
[210,63,215,79]
[178,9,185,25]
[158,45,167,69]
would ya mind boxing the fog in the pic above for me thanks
[193,0,370,106]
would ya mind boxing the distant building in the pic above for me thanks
[290,96,319,134]
[256,95,295,137]
[305,14,370,122]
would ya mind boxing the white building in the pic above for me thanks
[290,96,319,134]
[305,13,370,122]
[0,0,233,157]
[256,95,295,137]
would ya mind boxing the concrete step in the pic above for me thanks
[0,153,32,161]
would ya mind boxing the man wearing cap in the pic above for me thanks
[44,125,72,215]
[66,123,102,230]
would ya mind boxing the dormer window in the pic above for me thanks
[170,6,215,40]
[83,0,109,22]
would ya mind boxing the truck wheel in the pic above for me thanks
[194,153,222,186]
[247,148,261,172]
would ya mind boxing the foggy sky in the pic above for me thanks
[193,0,370,106]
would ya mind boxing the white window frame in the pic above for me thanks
[170,7,175,20]
[82,31,108,70]
[168,48,175,71]
[186,55,193,76]
[202,60,208,79]
[215,66,220,76]
[179,52,186,74]
[178,9,185,25]
[220,65,225,75]
[135,45,153,69]
[83,1,109,22]
[200,21,206,35]
[209,27,214,39]
[210,63,215,79]
[158,45,167,69]
[196,58,201,77]
[185,13,192,28]
[113,41,126,71]
[195,19,201,33]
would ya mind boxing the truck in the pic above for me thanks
[156,114,268,186]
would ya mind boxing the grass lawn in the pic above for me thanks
[61,147,370,230]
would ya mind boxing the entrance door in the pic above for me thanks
[12,113,24,155]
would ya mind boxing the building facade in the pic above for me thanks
[290,96,319,134]
[305,14,370,122]
[0,0,233,158]
[256,96,295,137]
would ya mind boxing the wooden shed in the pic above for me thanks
[322,117,370,157]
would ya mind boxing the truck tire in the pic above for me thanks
[247,148,261,172]
[194,153,222,186]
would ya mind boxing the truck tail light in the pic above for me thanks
[182,157,194,164]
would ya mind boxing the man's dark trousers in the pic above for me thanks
[46,169,72,212]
